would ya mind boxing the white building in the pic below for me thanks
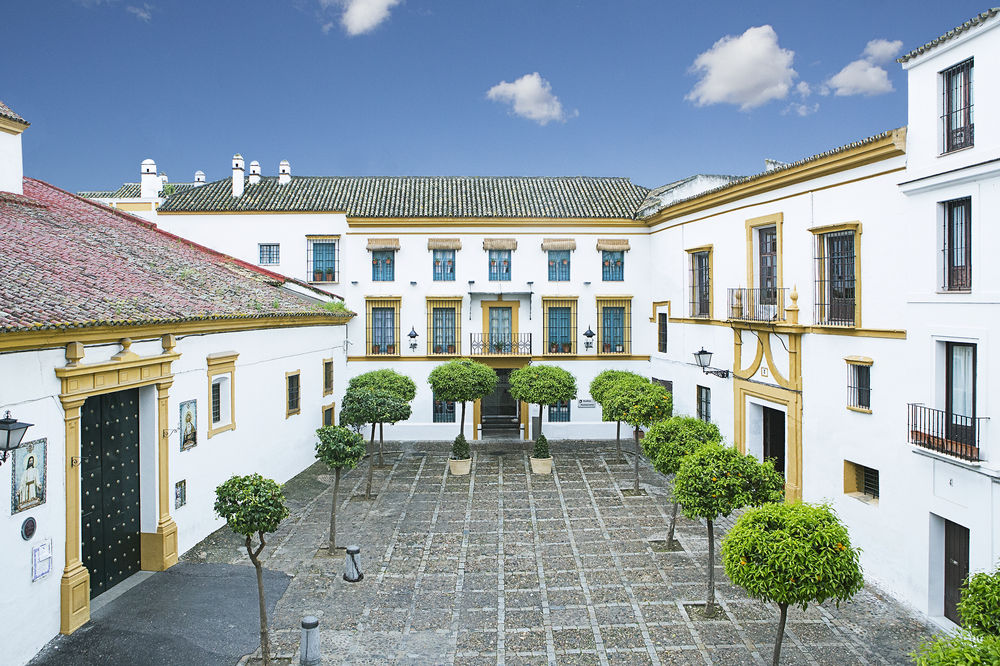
[78,158,207,223]
[0,106,352,665]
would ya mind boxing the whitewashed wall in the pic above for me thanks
[0,129,24,194]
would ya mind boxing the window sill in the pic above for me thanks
[939,145,975,157]
[845,491,878,506]
[286,408,301,419]
[367,354,402,358]
[310,280,339,285]
[846,406,872,414]
[936,289,972,295]
[207,422,235,439]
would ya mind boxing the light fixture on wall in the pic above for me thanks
[693,348,730,378]
[408,326,419,352]
[0,411,33,466]
[583,326,595,350]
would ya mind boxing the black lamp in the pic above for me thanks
[408,326,419,352]
[583,326,595,350]
[0,411,33,466]
[693,348,730,378]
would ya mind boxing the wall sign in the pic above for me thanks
[179,400,197,451]
[11,437,46,514]
[577,399,596,408]
[32,539,52,582]
[21,516,36,540]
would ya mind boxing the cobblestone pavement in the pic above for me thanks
[185,442,935,665]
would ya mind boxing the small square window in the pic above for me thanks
[697,386,711,422]
[602,251,624,281]
[844,460,879,503]
[433,250,456,281]
[258,243,280,265]
[286,371,301,417]
[308,238,338,282]
[548,250,570,281]
[372,250,395,281]
[846,359,872,412]
[489,250,511,281]
[549,400,570,422]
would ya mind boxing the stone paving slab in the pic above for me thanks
[185,444,936,665]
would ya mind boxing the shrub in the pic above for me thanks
[533,434,550,459]
[912,633,1000,665]
[452,433,470,460]
[958,567,1000,637]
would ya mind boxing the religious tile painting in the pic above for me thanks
[11,437,46,514]
[180,400,197,451]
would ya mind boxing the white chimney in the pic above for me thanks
[194,170,206,185]
[232,154,245,197]
[0,101,28,194]
[278,159,291,185]
[248,160,261,185]
[159,173,169,188]
[139,159,160,198]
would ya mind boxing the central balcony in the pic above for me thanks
[727,287,788,323]
[908,403,988,462]
[469,333,532,356]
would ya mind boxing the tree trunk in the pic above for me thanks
[378,422,384,466]
[459,401,466,438]
[633,427,640,492]
[773,602,788,666]
[616,420,623,461]
[366,423,375,499]
[667,500,679,549]
[246,535,271,666]
[535,403,542,438]
[706,519,716,616]
[328,467,341,552]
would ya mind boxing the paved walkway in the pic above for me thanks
[185,443,935,665]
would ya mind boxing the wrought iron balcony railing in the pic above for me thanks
[469,333,532,356]
[727,287,787,323]
[907,403,987,462]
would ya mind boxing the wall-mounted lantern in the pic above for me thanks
[693,347,730,378]
[408,326,419,352]
[583,326,595,350]
[0,411,33,466]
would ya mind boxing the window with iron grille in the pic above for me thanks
[489,250,511,281]
[549,400,570,422]
[258,243,280,265]
[286,372,300,417]
[211,380,222,423]
[322,404,335,427]
[814,230,856,326]
[307,237,338,282]
[548,250,571,281]
[657,313,668,353]
[858,465,879,499]
[372,250,395,281]
[433,398,456,422]
[697,385,711,422]
[597,298,630,354]
[757,227,778,305]
[690,250,711,317]
[652,378,673,393]
[433,250,455,281]
[323,359,334,396]
[943,197,972,291]
[366,298,400,355]
[942,59,973,153]
[847,362,871,411]
[543,299,576,354]
[431,307,457,354]
[602,251,624,281]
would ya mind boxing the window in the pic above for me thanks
[372,250,395,281]
[258,243,280,265]
[597,297,631,355]
[322,402,335,427]
[433,249,455,281]
[946,342,977,445]
[548,250,571,281]
[489,249,511,281]
[602,251,624,281]
[943,198,972,291]
[942,59,973,153]
[433,398,456,423]
[323,358,334,396]
[689,249,711,318]
[844,460,879,503]
[652,378,673,393]
[207,352,237,438]
[757,227,778,304]
[286,371,301,417]
[543,298,577,354]
[697,386,711,422]
[427,298,461,354]
[307,237,338,283]
[549,400,570,422]
[846,358,872,412]
[657,313,668,353]
[813,225,859,326]
[366,297,401,356]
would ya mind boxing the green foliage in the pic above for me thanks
[315,426,366,471]
[161,182,176,196]
[339,387,412,429]
[509,365,577,407]
[348,369,417,402]
[452,433,470,460]
[722,502,863,611]
[912,632,1000,665]
[318,300,350,314]
[428,359,498,404]
[214,473,290,537]
[590,370,648,418]
[603,381,672,429]
[533,434,550,459]
[958,567,1000,637]
[673,443,784,521]
[642,416,721,476]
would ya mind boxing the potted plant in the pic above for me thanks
[324,267,335,281]
[603,343,611,352]
[387,344,395,354]
[530,434,552,474]
[447,344,455,353]
[562,342,572,353]
[550,342,558,353]
[434,345,443,354]
[313,269,323,282]
[371,344,381,354]
[449,433,471,475]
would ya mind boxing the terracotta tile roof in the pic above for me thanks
[0,100,29,127]
[158,176,649,219]
[898,8,999,63]
[0,179,353,334]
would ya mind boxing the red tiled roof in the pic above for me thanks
[0,100,29,127]
[0,178,352,334]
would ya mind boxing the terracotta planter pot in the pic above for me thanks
[449,458,471,476]
[530,456,553,475]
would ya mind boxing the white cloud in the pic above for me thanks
[783,102,819,117]
[319,0,400,36]
[487,72,574,126]
[125,3,153,22]
[862,38,903,63]
[686,25,798,111]
[826,58,894,96]
[795,81,811,98]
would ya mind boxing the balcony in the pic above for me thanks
[727,287,787,323]
[469,333,532,356]
[907,403,987,462]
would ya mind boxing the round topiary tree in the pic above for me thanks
[722,502,864,666]
[427,359,499,438]
[508,364,577,439]
[590,370,648,461]
[642,416,721,548]
[214,474,290,666]
[315,425,366,552]
[340,387,411,499]
[604,380,672,493]
[673,442,784,617]
[347,369,416,465]
[913,563,1000,664]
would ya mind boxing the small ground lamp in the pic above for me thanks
[583,326,595,350]
[693,348,730,378]
[0,410,33,466]
[408,326,419,352]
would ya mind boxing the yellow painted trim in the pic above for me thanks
[481,299,520,341]
[650,300,670,322]
[810,222,863,328]
[322,401,336,426]
[365,296,402,358]
[114,202,154,212]
[473,398,481,441]
[286,370,301,418]
[521,401,530,440]
[846,405,873,414]
[596,296,632,356]
[323,357,334,396]
[426,296,463,356]
[541,296,578,356]
[686,245,714,319]
[345,354,652,362]
[0,116,29,135]
[206,352,238,438]
[844,355,874,366]
[347,216,646,228]
[745,213,783,304]
[667,316,906,339]
[808,221,862,235]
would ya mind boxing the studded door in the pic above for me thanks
[81,389,141,598]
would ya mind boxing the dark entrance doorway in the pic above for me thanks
[762,406,785,476]
[81,388,141,598]
[481,368,520,437]
[944,519,970,624]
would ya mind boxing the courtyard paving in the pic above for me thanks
[186,442,936,665]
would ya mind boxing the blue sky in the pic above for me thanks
[1,1,991,192]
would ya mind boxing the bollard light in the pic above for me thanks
[343,545,363,582]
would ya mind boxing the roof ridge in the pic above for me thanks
[898,8,1000,62]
